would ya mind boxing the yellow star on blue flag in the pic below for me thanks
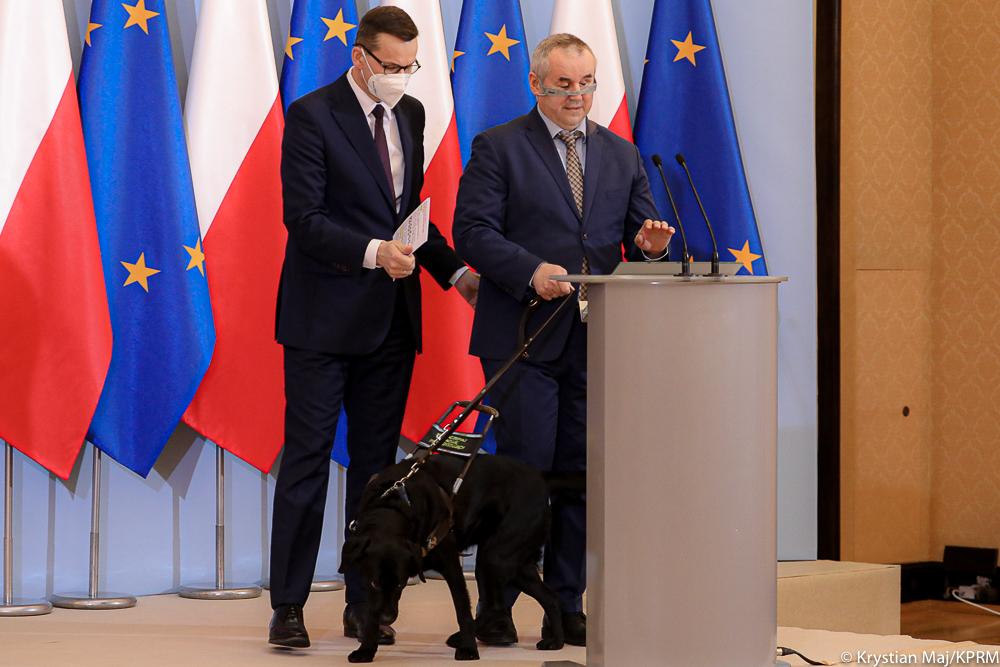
[485,24,520,61]
[184,239,206,276]
[122,0,159,34]
[321,9,355,45]
[121,252,160,292]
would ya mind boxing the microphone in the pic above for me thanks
[675,153,720,277]
[651,154,691,277]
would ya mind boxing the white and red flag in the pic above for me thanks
[0,0,112,478]
[551,0,633,140]
[380,0,484,441]
[182,0,287,471]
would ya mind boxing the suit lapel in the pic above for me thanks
[326,75,395,211]
[394,101,415,221]
[582,119,603,227]
[524,109,582,221]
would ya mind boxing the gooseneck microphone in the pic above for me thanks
[675,153,720,277]
[651,154,691,277]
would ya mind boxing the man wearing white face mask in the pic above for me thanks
[269,6,478,651]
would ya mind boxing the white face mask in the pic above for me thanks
[362,52,411,109]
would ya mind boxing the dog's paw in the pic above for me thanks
[348,647,377,663]
[454,646,480,661]
[536,638,565,651]
[446,631,463,649]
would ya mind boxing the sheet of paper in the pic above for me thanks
[393,197,430,251]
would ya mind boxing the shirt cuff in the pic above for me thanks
[449,266,470,285]
[363,238,382,270]
[529,261,545,287]
[641,241,669,261]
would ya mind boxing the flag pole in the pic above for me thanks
[0,441,52,617]
[179,444,260,600]
[51,445,136,610]
[260,462,345,593]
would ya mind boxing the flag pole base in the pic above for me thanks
[50,592,136,610]
[308,577,345,592]
[178,583,261,600]
[0,600,52,616]
[259,576,344,593]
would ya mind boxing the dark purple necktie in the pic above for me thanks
[371,104,396,202]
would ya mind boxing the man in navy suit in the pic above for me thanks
[267,7,477,649]
[454,33,674,647]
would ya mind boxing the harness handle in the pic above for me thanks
[382,295,575,503]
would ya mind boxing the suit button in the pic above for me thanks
[582,233,589,240]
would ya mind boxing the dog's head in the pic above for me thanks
[340,521,424,624]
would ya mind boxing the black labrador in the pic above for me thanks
[339,453,567,663]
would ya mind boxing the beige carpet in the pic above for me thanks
[0,581,584,667]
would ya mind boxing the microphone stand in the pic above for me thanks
[651,154,691,277]
[676,153,721,277]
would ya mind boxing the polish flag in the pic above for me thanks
[551,0,633,140]
[182,0,287,472]
[380,0,483,440]
[0,1,112,478]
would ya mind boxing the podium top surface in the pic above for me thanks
[554,274,788,285]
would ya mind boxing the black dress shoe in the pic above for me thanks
[475,612,518,645]
[343,603,396,646]
[269,604,310,649]
[543,610,586,647]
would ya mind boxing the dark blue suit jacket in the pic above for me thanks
[453,108,660,361]
[276,74,464,355]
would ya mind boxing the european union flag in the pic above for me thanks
[634,0,766,275]
[279,0,357,466]
[79,0,215,476]
[452,0,534,166]
[280,0,358,112]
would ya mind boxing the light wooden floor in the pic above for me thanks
[3,585,998,666]
[0,581,584,667]
[902,600,1000,646]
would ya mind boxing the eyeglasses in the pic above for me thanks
[538,83,598,97]
[360,44,421,75]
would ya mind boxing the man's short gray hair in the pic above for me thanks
[530,33,595,81]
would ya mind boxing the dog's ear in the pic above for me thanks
[339,535,370,573]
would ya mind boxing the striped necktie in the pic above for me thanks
[558,130,589,302]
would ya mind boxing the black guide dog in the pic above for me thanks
[339,452,567,663]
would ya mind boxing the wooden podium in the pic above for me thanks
[557,274,787,667]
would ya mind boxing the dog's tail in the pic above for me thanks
[542,471,586,499]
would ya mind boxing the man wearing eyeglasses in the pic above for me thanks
[268,6,477,650]
[453,33,674,648]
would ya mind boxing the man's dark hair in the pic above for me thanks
[355,6,418,50]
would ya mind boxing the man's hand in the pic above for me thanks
[455,270,479,308]
[531,262,573,301]
[376,240,415,279]
[634,219,675,256]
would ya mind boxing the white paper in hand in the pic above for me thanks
[393,198,430,251]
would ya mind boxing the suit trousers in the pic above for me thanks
[269,287,415,609]
[481,312,587,613]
